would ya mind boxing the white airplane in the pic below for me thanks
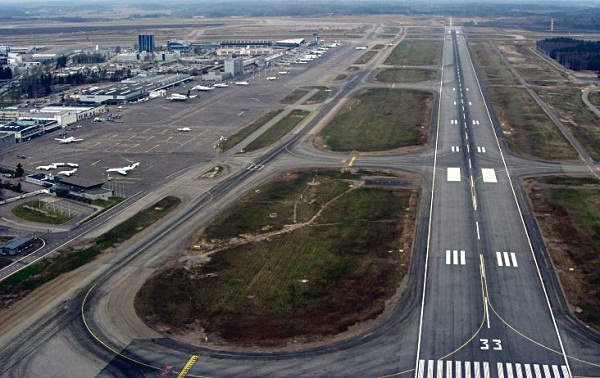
[278,71,290,75]
[167,94,190,101]
[55,136,84,144]
[235,81,249,86]
[219,135,228,141]
[67,162,79,167]
[266,76,279,81]
[57,168,77,176]
[37,163,58,170]
[177,127,191,132]
[213,83,229,88]
[192,85,214,91]
[106,162,140,176]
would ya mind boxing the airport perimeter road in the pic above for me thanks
[0,28,599,378]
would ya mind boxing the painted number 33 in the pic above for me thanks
[480,338,502,350]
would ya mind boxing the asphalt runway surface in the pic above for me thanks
[0,25,599,378]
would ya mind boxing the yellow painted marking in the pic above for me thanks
[146,145,160,153]
[90,159,102,166]
[125,143,139,152]
[128,134,137,140]
[142,128,151,133]
[348,156,357,167]
[126,128,133,132]
[109,134,119,140]
[146,135,155,141]
[177,355,198,378]
[165,136,173,142]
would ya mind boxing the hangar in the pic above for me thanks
[0,236,35,256]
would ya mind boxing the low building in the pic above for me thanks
[0,236,35,256]
[55,177,114,201]
[0,132,16,148]
[0,119,59,142]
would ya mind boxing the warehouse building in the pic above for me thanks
[0,119,59,142]
[0,236,35,256]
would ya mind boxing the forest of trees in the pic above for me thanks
[537,37,600,71]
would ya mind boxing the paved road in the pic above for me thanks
[0,27,599,378]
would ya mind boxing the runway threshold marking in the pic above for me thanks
[177,355,198,378]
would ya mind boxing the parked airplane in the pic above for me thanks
[278,71,290,75]
[266,76,279,80]
[219,135,228,141]
[177,127,191,132]
[57,168,77,176]
[66,162,79,167]
[192,85,214,91]
[106,162,140,175]
[55,136,84,144]
[213,83,229,88]
[37,164,58,170]
[235,81,249,86]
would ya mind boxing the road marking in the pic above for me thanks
[552,365,560,378]
[461,250,466,265]
[534,364,542,378]
[453,250,458,265]
[516,364,523,378]
[498,363,505,378]
[474,362,481,378]
[465,362,471,378]
[454,101,457,105]
[456,361,462,378]
[560,366,569,378]
[476,221,480,240]
[511,252,518,267]
[348,156,357,167]
[468,159,472,169]
[503,251,511,266]
[477,146,486,153]
[469,101,472,105]
[507,363,514,378]
[543,365,552,378]
[525,364,533,378]
[447,167,461,182]
[428,360,435,378]
[447,361,453,378]
[438,360,444,378]
[494,251,519,268]
[453,87,456,91]
[177,355,198,378]
[467,144,470,153]
[418,360,425,378]
[451,146,460,152]
[481,168,497,183]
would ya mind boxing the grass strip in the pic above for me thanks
[220,110,283,151]
[354,51,378,65]
[12,200,73,224]
[280,89,309,104]
[375,68,437,83]
[384,40,442,66]
[303,86,330,105]
[245,110,310,152]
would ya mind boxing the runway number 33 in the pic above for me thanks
[480,338,502,350]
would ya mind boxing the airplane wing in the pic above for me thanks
[106,169,128,175]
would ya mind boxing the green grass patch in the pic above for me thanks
[302,86,330,105]
[384,40,442,66]
[280,89,309,104]
[525,177,600,331]
[12,200,73,225]
[136,171,418,346]
[375,68,437,83]
[92,196,124,208]
[333,74,348,81]
[0,196,181,308]
[377,34,396,39]
[220,110,283,151]
[381,27,400,34]
[354,51,378,65]
[469,41,577,160]
[372,44,386,50]
[244,110,310,152]
[0,236,14,244]
[319,88,432,152]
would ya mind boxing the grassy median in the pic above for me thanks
[244,109,309,152]
[318,88,432,152]
[220,110,283,151]
[136,170,419,346]
[375,68,437,83]
[384,40,442,66]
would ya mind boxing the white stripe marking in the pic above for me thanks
[483,362,490,378]
[525,364,533,378]
[417,359,425,378]
[511,252,518,267]
[543,365,552,378]
[427,359,434,378]
[534,364,542,378]
[453,250,458,265]
[552,365,560,378]
[561,366,569,378]
[456,361,462,378]
[504,251,511,267]
[447,361,453,378]
[476,221,480,240]
[515,364,523,378]
[474,362,481,378]
[446,250,451,265]
[437,360,444,378]
[460,250,466,265]
[498,363,505,378]
[482,147,486,153]
[496,251,503,266]
[507,363,514,378]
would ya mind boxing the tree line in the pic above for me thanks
[537,37,600,71]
